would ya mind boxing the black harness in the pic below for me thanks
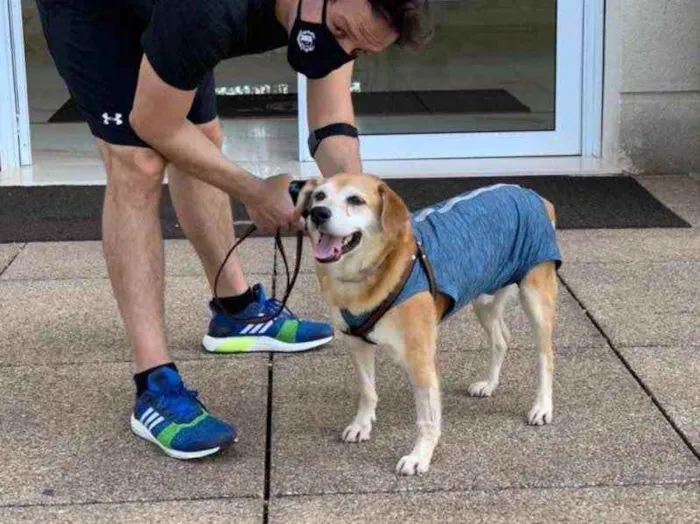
[342,241,437,345]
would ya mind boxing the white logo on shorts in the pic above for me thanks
[102,112,123,126]
[297,30,316,53]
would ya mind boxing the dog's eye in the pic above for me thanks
[347,195,365,206]
[314,191,326,202]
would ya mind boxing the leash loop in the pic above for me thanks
[213,225,304,324]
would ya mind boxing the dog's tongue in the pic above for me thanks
[313,234,343,260]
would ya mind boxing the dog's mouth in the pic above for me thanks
[313,231,362,263]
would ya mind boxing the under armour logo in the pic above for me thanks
[102,112,123,126]
[297,30,315,53]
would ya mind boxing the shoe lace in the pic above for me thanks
[214,227,304,324]
[263,297,295,319]
[155,385,203,421]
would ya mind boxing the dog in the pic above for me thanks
[295,174,561,475]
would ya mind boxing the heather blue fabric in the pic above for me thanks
[342,184,562,329]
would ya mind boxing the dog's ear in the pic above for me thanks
[378,182,410,237]
[292,178,321,217]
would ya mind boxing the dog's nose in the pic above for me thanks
[310,206,332,226]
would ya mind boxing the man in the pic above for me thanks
[37,0,432,459]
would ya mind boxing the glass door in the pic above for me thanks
[299,0,585,161]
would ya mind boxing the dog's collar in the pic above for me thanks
[341,241,436,345]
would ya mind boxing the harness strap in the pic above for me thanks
[342,242,436,345]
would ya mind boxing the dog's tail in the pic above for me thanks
[542,197,557,229]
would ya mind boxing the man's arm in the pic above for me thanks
[307,62,362,177]
[130,56,298,232]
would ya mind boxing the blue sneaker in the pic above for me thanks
[130,367,236,459]
[202,283,334,353]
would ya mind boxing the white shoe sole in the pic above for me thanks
[202,335,333,354]
[130,415,222,460]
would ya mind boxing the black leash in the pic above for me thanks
[213,225,304,324]
[212,181,308,324]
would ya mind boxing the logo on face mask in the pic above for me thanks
[297,29,316,52]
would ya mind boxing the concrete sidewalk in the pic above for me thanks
[0,175,698,523]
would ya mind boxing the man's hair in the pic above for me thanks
[369,0,434,50]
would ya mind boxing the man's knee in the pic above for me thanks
[198,118,224,149]
[98,141,166,191]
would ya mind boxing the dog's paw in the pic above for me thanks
[528,402,553,426]
[342,422,372,443]
[468,380,497,397]
[396,454,430,476]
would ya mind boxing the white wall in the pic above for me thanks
[606,0,700,174]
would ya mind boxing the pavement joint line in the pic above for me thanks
[0,355,268,370]
[0,243,27,278]
[0,343,651,371]
[614,343,700,349]
[263,353,274,524]
[262,241,279,524]
[2,480,697,512]
[0,493,263,511]
[0,271,282,284]
[268,479,700,500]
[557,274,700,462]
[561,258,700,265]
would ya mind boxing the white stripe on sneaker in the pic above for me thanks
[148,415,164,431]
[241,324,254,335]
[250,323,265,334]
[144,411,160,427]
[259,320,274,334]
[140,407,154,423]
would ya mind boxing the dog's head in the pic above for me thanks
[295,174,411,277]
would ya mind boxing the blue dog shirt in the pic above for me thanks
[341,184,562,329]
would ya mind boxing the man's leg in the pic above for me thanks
[170,118,333,354]
[97,139,235,459]
[97,140,170,373]
[166,119,248,297]
[38,0,235,459]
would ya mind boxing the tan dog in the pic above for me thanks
[296,174,559,475]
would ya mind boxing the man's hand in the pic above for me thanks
[242,174,303,233]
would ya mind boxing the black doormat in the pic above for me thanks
[48,89,530,123]
[0,176,689,243]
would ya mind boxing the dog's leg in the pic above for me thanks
[397,359,441,476]
[395,315,441,476]
[519,262,558,425]
[468,286,515,397]
[342,340,377,443]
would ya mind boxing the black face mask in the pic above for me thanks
[287,0,355,79]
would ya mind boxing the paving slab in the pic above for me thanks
[280,236,317,275]
[0,239,282,281]
[270,347,700,496]
[0,275,284,366]
[558,229,700,263]
[619,345,700,453]
[278,274,604,357]
[0,243,23,275]
[559,261,700,347]
[0,498,262,524]
[0,359,267,506]
[637,174,700,228]
[0,278,128,366]
[270,484,700,524]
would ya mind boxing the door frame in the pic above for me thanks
[297,0,604,163]
[0,0,32,171]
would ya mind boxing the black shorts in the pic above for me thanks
[37,0,217,148]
